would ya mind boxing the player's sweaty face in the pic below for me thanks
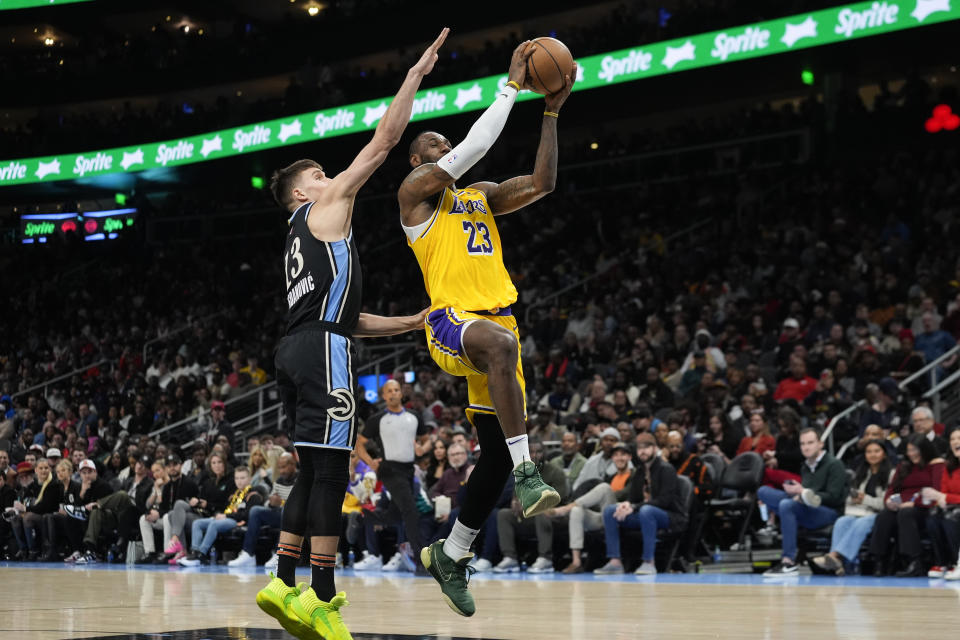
[421,135,451,163]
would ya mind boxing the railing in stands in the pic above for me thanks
[820,400,867,456]
[11,359,111,401]
[821,344,960,455]
[924,366,960,426]
[900,344,960,396]
[147,342,418,451]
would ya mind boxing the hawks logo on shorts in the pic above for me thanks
[327,388,356,421]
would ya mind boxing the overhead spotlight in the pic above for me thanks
[44,37,55,46]
[307,5,320,16]
[590,142,599,150]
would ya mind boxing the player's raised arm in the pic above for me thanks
[398,42,534,221]
[327,27,449,202]
[471,62,577,216]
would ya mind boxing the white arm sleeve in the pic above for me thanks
[436,84,519,179]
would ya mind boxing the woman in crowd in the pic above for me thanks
[921,428,960,579]
[10,459,56,559]
[103,451,127,487]
[735,409,775,458]
[425,439,448,491]
[248,445,274,493]
[868,434,944,576]
[702,409,741,461]
[160,452,234,564]
[810,440,894,575]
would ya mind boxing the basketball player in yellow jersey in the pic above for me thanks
[398,41,576,617]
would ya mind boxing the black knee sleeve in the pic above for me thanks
[281,446,350,537]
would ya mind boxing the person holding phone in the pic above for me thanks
[809,440,895,575]
[867,433,944,577]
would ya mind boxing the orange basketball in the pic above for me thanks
[526,37,574,95]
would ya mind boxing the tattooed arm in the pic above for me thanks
[471,63,577,216]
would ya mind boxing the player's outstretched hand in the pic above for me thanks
[410,27,450,77]
[409,307,430,331]
[507,40,534,88]
[545,62,577,113]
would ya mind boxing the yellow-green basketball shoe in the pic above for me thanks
[255,572,317,640]
[290,587,353,640]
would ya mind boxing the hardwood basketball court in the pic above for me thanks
[2,564,957,639]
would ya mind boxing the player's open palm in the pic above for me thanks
[410,27,450,76]
[545,62,577,112]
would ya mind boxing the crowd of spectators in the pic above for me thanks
[2,68,960,577]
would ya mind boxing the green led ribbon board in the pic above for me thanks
[1,0,957,186]
[20,207,137,244]
[0,0,94,9]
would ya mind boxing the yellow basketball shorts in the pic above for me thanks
[423,307,526,427]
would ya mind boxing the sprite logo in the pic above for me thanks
[710,26,771,60]
[155,140,195,166]
[232,124,272,152]
[0,161,27,182]
[313,109,356,137]
[103,218,124,233]
[24,221,55,237]
[73,152,113,177]
[598,49,653,82]
[835,1,900,37]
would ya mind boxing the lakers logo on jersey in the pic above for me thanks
[404,187,518,312]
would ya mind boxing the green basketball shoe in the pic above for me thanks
[420,539,477,617]
[255,573,317,640]
[513,460,561,518]
[290,587,353,640]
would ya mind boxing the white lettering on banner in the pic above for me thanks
[911,0,951,22]
[598,49,653,82]
[835,1,899,37]
[35,159,61,179]
[662,40,697,69]
[73,152,113,177]
[155,140,195,166]
[0,161,28,181]
[411,90,447,117]
[710,26,771,60]
[232,125,272,152]
[313,109,356,137]
[781,16,819,47]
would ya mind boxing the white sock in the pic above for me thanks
[506,434,530,468]
[443,519,480,560]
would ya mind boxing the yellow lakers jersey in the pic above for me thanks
[404,186,518,311]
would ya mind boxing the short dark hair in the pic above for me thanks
[270,159,320,211]
[234,465,250,475]
[799,426,821,440]
[408,131,432,157]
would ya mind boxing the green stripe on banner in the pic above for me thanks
[0,0,94,9]
[1,0,957,186]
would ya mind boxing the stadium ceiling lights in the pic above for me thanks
[0,0,957,187]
